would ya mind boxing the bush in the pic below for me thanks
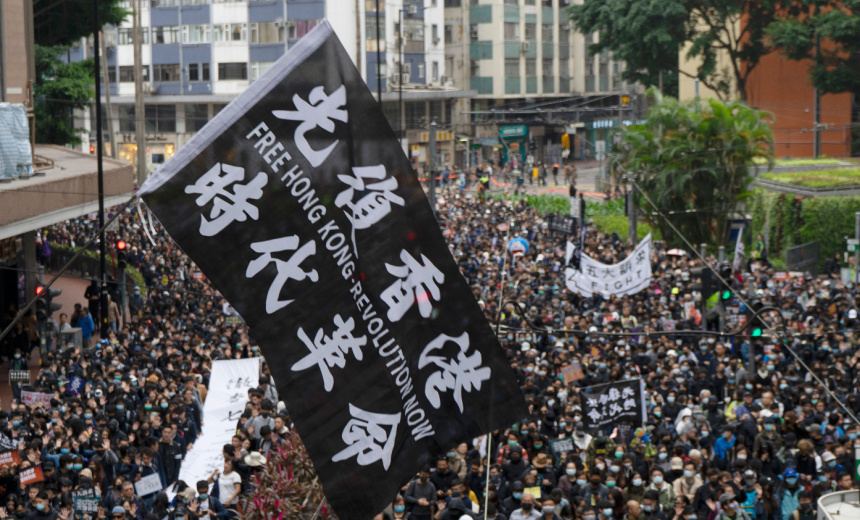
[491,193,570,215]
[592,215,660,241]
[239,431,334,520]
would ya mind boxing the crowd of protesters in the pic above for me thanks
[0,178,857,520]
[382,189,860,520]
[0,209,289,520]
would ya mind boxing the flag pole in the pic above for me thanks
[487,218,513,519]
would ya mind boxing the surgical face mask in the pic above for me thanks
[667,396,676,403]
[737,454,747,461]
[60,406,67,413]
[828,460,837,468]
[577,479,587,487]
[513,492,522,500]
[73,464,83,471]
[566,469,576,476]
[658,452,668,460]
[652,476,663,485]
[394,505,405,513]
[161,403,169,409]
[116,404,124,411]
[198,494,208,500]
[764,424,774,431]
[779,384,788,390]
[642,505,653,513]
[66,464,73,471]
[603,509,613,516]
[35,504,46,512]
[606,481,616,488]
[683,470,694,478]
[701,431,709,438]
[595,463,605,471]
[610,465,620,473]
[633,478,643,487]
[12,420,20,427]
[60,448,69,454]
[786,478,797,486]
[818,475,828,482]
[84,413,93,420]
[584,515,597,520]
[767,365,775,371]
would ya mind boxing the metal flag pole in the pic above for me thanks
[487,217,513,519]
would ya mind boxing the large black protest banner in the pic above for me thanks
[581,379,646,433]
[137,21,528,520]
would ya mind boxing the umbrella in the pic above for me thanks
[666,249,687,256]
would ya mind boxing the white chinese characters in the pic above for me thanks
[185,163,267,236]
[272,85,347,167]
[245,236,318,313]
[380,250,445,322]
[418,332,491,412]
[331,404,400,470]
[291,314,367,391]
[335,165,405,234]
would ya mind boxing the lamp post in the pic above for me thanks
[398,7,404,140]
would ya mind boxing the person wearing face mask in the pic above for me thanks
[509,493,541,520]
[753,417,782,455]
[403,468,435,520]
[503,446,531,483]
[788,491,814,520]
[641,490,668,520]
[673,463,702,502]
[648,468,675,512]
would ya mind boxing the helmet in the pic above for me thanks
[784,468,798,479]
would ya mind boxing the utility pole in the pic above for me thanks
[92,0,108,338]
[133,0,146,184]
[100,32,115,158]
[718,245,725,263]
[627,182,637,244]
[398,8,404,141]
[375,0,381,100]
[813,31,821,158]
[429,121,437,218]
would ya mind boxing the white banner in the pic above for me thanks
[176,357,261,489]
[565,234,652,297]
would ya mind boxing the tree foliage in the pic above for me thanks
[239,431,336,520]
[765,0,860,95]
[33,0,128,46]
[567,0,687,97]
[614,90,774,247]
[34,45,94,147]
[568,0,779,100]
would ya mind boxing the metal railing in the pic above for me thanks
[786,241,819,275]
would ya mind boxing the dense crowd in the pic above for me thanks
[0,183,857,520]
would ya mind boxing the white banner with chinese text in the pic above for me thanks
[565,234,652,297]
[176,358,261,489]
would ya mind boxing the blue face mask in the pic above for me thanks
[604,509,613,516]
[51,419,57,424]
[667,396,675,403]
[198,494,208,500]
[764,424,774,431]
[66,464,73,471]
[828,460,836,468]
[447,452,456,458]
[658,453,668,460]
[394,506,405,513]
[577,479,587,487]
[779,384,788,390]
[60,406,67,413]
[745,384,753,390]
[786,478,797,486]
[818,475,828,482]
[35,504,46,512]
[513,492,522,500]
[73,464,83,471]
[12,420,20,427]
[849,433,858,440]
[116,405,124,411]
[161,403,169,409]
[84,413,93,420]
[60,448,70,454]
[566,469,576,476]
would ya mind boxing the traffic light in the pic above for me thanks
[116,239,128,270]
[89,145,95,154]
[748,298,764,338]
[35,286,48,323]
[717,262,734,302]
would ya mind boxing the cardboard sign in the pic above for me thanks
[549,437,575,463]
[0,451,20,468]
[134,472,162,496]
[560,362,585,384]
[8,370,29,384]
[19,465,44,485]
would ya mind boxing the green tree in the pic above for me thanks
[765,0,860,95]
[34,0,128,46]
[34,45,94,147]
[568,0,779,101]
[567,0,687,97]
[614,90,774,247]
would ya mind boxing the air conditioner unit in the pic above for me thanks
[274,21,282,27]
[521,41,530,52]
[141,83,154,94]
[407,4,418,14]
[433,37,440,45]
[401,73,410,83]
[390,74,400,85]
[440,75,448,83]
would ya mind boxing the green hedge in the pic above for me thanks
[749,189,860,270]
[592,215,661,241]
[51,243,147,298]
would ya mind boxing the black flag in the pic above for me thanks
[137,21,527,520]
[581,379,645,433]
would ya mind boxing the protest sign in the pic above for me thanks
[19,465,44,485]
[74,497,99,517]
[581,379,646,433]
[8,370,28,384]
[21,391,52,409]
[565,234,653,297]
[137,21,528,520]
[0,451,19,468]
[560,362,584,384]
[134,473,163,497]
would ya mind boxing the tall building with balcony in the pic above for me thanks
[73,0,470,176]
[444,0,632,165]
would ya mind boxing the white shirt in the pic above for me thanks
[217,470,242,505]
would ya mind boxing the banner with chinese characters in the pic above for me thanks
[177,358,260,491]
[581,379,646,433]
[137,21,528,520]
[565,234,653,297]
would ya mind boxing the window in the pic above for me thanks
[404,19,423,41]
[505,58,519,77]
[432,61,439,81]
[366,15,385,51]
[286,20,320,40]
[444,24,453,44]
[375,61,387,78]
[201,63,210,81]
[213,23,246,42]
[524,23,536,40]
[145,105,176,133]
[182,24,211,44]
[153,64,181,82]
[429,101,442,124]
[405,101,424,129]
[103,30,117,47]
[119,65,149,82]
[365,0,384,11]
[185,104,208,133]
[250,22,285,44]
[250,61,275,81]
[118,27,149,45]
[444,0,461,6]
[470,59,480,77]
[431,24,439,44]
[417,63,424,79]
[543,58,553,76]
[504,22,519,40]
[504,0,517,4]
[187,63,211,81]
[152,26,180,44]
[218,62,248,80]
[525,58,536,76]
[469,24,478,41]
[542,24,552,42]
[119,106,135,132]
